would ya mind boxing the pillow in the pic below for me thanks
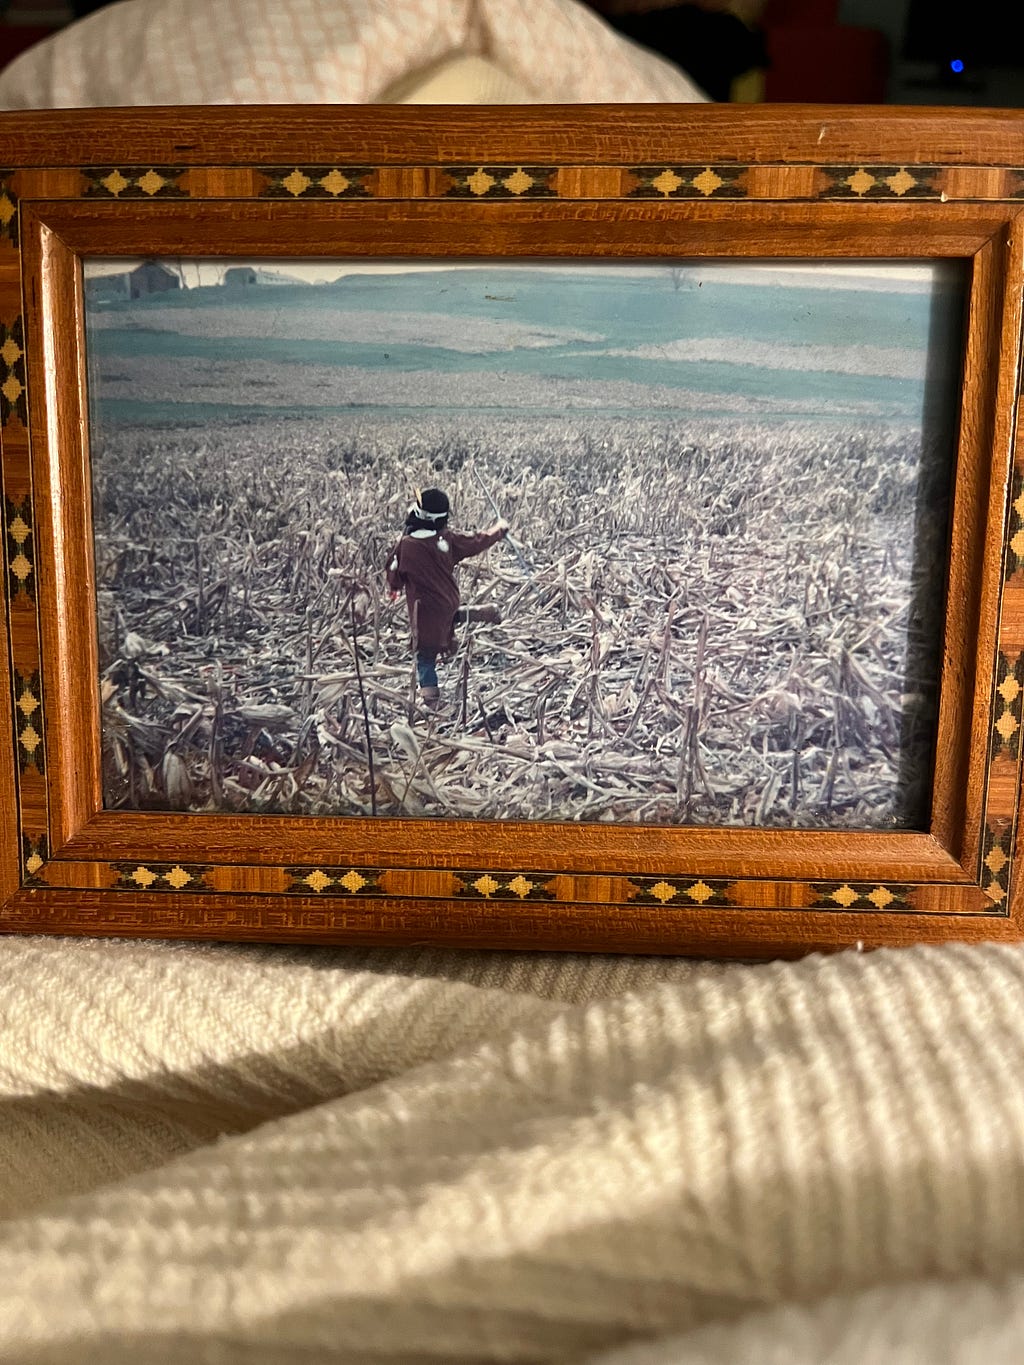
[0,0,707,109]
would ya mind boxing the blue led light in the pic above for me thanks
[950,58,965,73]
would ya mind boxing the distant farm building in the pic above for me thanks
[222,266,302,287]
[84,260,181,305]
[223,266,258,288]
[128,261,181,299]
[84,272,130,303]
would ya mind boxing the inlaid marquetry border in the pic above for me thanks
[218,161,1024,202]
[811,882,914,912]
[992,651,1024,762]
[1006,471,1024,579]
[26,857,979,914]
[21,832,47,883]
[981,823,1014,906]
[259,166,373,199]
[12,669,43,775]
[111,860,211,892]
[2,141,1024,933]
[4,494,32,600]
[285,865,383,896]
[629,875,733,906]
[250,161,1024,203]
[0,319,26,428]
[11,161,1024,204]
[0,172,17,247]
[82,167,188,199]
[441,165,559,199]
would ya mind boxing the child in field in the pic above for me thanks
[387,488,508,707]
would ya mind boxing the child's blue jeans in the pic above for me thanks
[416,650,438,688]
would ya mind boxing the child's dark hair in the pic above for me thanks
[405,487,450,533]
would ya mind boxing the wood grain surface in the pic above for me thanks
[2,105,1024,956]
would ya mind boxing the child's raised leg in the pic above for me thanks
[416,650,440,708]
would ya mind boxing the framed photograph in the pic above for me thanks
[2,104,1023,956]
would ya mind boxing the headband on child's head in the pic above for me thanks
[411,489,448,522]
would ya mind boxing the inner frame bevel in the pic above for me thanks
[17,196,1011,889]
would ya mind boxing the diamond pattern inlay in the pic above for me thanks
[846,169,876,195]
[21,834,47,884]
[999,675,1022,706]
[12,671,43,775]
[16,686,38,719]
[812,882,912,910]
[992,651,1024,761]
[467,169,496,196]
[885,168,917,196]
[319,170,350,196]
[101,170,130,196]
[981,824,1013,906]
[445,165,555,199]
[282,169,311,197]
[112,861,211,892]
[453,872,555,901]
[285,866,382,896]
[0,170,18,245]
[630,877,731,906]
[651,169,684,196]
[986,845,1009,876]
[5,494,33,599]
[136,170,167,196]
[1007,469,1024,580]
[85,167,186,199]
[824,163,936,199]
[260,166,370,199]
[503,169,533,194]
[692,167,724,196]
[5,494,33,600]
[0,317,27,426]
[629,164,742,199]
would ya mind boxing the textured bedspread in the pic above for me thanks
[3,936,1024,1362]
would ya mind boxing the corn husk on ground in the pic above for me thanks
[94,412,946,829]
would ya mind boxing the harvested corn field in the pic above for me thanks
[92,410,949,829]
[86,258,964,828]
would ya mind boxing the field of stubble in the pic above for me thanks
[92,412,946,829]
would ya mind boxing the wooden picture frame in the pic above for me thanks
[2,103,1023,957]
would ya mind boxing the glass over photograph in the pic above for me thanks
[83,257,965,829]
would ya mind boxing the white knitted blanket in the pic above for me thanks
[3,936,1024,1362]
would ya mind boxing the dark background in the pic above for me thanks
[586,0,1024,106]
